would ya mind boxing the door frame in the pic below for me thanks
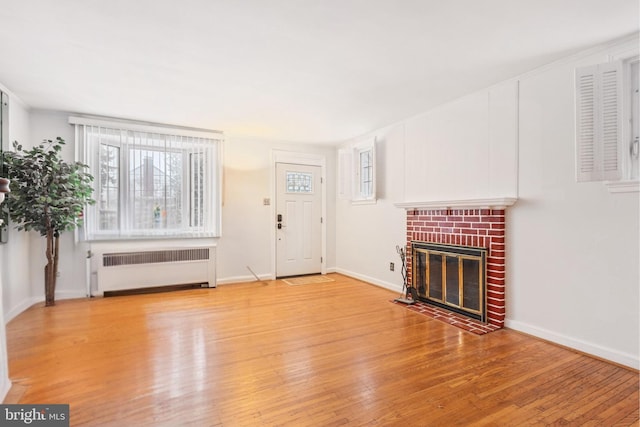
[271,150,326,279]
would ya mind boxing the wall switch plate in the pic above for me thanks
[390,262,395,271]
[263,198,270,205]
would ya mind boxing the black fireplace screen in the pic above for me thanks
[412,242,487,322]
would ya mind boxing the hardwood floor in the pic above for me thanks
[5,274,639,426]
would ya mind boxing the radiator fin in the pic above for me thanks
[103,248,210,267]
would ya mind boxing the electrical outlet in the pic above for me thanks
[389,262,394,271]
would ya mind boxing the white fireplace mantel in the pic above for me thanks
[394,197,517,210]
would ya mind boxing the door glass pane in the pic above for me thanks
[286,171,313,193]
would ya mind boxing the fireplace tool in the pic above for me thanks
[394,245,417,305]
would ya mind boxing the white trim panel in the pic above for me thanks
[395,197,517,210]
[335,268,403,294]
[69,116,223,139]
[506,319,639,370]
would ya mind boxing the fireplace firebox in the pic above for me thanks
[412,242,486,322]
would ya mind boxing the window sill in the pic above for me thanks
[351,198,377,206]
[605,180,640,193]
[84,234,219,242]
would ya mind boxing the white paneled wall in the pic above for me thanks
[488,81,519,197]
[403,81,518,203]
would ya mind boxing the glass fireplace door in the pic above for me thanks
[412,243,486,322]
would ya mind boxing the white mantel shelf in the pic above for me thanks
[394,197,518,210]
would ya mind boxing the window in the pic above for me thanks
[575,57,639,189]
[71,117,222,240]
[337,138,377,203]
[627,59,639,181]
[357,145,374,199]
[354,139,376,202]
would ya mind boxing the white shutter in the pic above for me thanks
[576,65,597,181]
[337,148,353,199]
[599,62,622,181]
[575,61,622,182]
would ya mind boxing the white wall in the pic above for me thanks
[0,83,31,401]
[1,89,32,322]
[336,124,407,290]
[219,136,336,282]
[336,35,639,368]
[507,39,639,368]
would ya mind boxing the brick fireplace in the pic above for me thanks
[405,207,507,330]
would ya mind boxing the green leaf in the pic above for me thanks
[5,136,95,238]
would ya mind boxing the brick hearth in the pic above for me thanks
[392,300,501,335]
[406,208,506,329]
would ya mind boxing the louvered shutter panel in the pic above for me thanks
[575,61,622,182]
[599,61,622,181]
[337,148,353,199]
[576,65,597,181]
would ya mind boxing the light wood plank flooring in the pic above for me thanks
[5,274,639,426]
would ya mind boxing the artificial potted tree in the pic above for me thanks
[3,137,94,306]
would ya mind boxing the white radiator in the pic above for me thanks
[97,246,216,293]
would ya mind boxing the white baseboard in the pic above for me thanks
[0,376,11,403]
[334,268,403,294]
[505,319,639,370]
[217,273,273,285]
[5,291,88,324]
[4,297,40,324]
[218,269,338,285]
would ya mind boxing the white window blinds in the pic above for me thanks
[71,117,222,240]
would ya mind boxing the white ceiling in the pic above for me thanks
[0,0,638,143]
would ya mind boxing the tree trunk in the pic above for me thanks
[44,227,56,306]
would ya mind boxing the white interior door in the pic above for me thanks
[276,163,322,277]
